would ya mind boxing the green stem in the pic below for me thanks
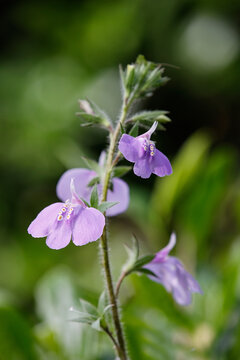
[100,102,129,360]
[115,271,129,299]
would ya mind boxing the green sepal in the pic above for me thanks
[80,198,90,207]
[128,121,139,137]
[87,176,100,187]
[98,201,118,213]
[112,166,132,178]
[132,255,155,270]
[90,185,99,208]
[136,268,157,277]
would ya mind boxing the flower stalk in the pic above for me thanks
[115,271,129,299]
[99,102,130,360]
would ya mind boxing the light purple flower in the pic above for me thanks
[144,233,203,306]
[56,154,129,217]
[28,180,105,250]
[118,121,172,179]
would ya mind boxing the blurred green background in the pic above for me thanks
[1,0,240,359]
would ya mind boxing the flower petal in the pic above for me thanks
[171,259,193,305]
[133,158,152,178]
[28,203,63,238]
[106,178,129,216]
[72,207,105,246]
[138,121,158,140]
[56,168,96,202]
[145,256,201,306]
[118,134,142,162]
[151,149,172,177]
[46,220,72,250]
[186,272,203,294]
[154,233,176,262]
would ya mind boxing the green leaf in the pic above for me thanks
[35,266,104,359]
[128,121,139,137]
[77,99,112,129]
[129,110,171,124]
[87,98,111,123]
[87,176,100,187]
[80,198,90,207]
[123,235,139,270]
[81,156,101,174]
[102,304,114,315]
[76,112,103,125]
[98,201,118,213]
[120,122,125,134]
[98,291,108,315]
[125,64,136,94]
[90,185,99,208]
[112,166,132,178]
[79,299,98,318]
[136,268,157,277]
[133,255,155,270]
[69,310,97,324]
[91,318,102,332]
[119,64,126,89]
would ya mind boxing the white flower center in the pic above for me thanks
[57,201,74,221]
[142,140,155,157]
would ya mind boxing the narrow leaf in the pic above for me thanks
[102,304,114,315]
[87,176,100,187]
[98,201,118,213]
[129,121,139,137]
[81,157,101,174]
[80,198,90,207]
[90,185,99,208]
[130,110,170,123]
[136,268,157,277]
[91,318,102,332]
[79,299,98,317]
[98,291,108,315]
[112,166,132,178]
[120,122,125,134]
[133,255,155,269]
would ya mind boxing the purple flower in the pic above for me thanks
[118,121,172,179]
[56,154,129,217]
[28,180,105,250]
[144,233,203,306]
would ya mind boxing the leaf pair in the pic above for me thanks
[77,99,112,130]
[69,294,113,333]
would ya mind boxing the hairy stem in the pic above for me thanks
[102,324,121,355]
[100,102,130,360]
[115,271,128,299]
